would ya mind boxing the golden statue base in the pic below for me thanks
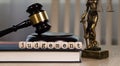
[82,50,109,59]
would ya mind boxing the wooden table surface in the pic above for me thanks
[0,45,120,66]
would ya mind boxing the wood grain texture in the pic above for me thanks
[106,0,114,12]
[105,12,113,45]
[63,0,71,33]
[50,0,59,32]
[74,0,80,37]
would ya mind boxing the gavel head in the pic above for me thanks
[26,3,51,34]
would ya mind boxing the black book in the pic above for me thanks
[26,32,79,42]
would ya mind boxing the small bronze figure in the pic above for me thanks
[80,0,101,51]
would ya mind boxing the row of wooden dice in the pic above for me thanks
[19,41,82,50]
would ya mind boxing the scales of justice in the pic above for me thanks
[80,0,109,59]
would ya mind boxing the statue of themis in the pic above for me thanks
[80,0,101,51]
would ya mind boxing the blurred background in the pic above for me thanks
[0,0,119,45]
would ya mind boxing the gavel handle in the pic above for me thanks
[0,19,31,37]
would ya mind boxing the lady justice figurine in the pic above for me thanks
[80,0,101,51]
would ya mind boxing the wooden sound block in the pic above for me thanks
[82,50,109,59]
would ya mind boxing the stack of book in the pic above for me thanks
[0,31,82,63]
[0,41,82,63]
